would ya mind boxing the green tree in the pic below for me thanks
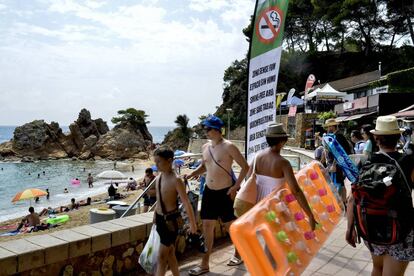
[111,108,152,141]
[285,0,319,52]
[111,108,149,128]
[162,114,193,151]
[216,58,248,129]
[174,114,190,137]
[317,111,336,121]
[385,0,414,46]
[317,0,387,56]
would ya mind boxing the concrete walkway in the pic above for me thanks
[169,217,414,275]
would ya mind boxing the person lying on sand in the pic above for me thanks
[39,206,59,217]
[59,198,79,212]
[79,197,92,206]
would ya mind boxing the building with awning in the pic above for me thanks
[335,93,414,120]
[280,67,414,149]
[391,104,414,119]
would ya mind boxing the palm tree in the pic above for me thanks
[175,114,190,135]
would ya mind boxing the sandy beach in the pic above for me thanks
[0,158,156,242]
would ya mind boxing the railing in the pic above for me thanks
[281,154,301,171]
[120,177,156,218]
[121,153,301,218]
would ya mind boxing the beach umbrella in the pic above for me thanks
[174,150,186,157]
[12,188,47,203]
[96,170,127,180]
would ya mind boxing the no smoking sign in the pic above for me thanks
[255,6,284,44]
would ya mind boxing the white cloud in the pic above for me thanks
[84,0,107,9]
[189,0,228,12]
[0,0,254,126]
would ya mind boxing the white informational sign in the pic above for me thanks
[246,0,288,163]
[247,49,282,163]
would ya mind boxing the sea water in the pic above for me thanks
[0,125,173,223]
[0,160,146,223]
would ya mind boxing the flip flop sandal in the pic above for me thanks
[227,256,243,266]
[188,266,210,275]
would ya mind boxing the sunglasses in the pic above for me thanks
[204,127,213,132]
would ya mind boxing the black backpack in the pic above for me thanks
[352,152,414,246]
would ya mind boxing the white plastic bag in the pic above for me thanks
[139,224,160,274]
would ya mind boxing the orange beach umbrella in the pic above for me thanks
[12,188,47,203]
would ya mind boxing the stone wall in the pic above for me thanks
[280,113,319,148]
[0,211,230,276]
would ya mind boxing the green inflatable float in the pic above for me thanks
[46,214,70,225]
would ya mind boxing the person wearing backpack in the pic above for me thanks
[324,118,353,207]
[346,116,414,276]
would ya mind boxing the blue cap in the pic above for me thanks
[202,115,224,130]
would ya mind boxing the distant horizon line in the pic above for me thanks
[0,125,176,128]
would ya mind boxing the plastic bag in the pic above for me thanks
[139,224,160,274]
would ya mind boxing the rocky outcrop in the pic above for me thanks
[58,133,79,157]
[0,141,14,158]
[92,124,151,159]
[94,118,109,135]
[0,109,153,161]
[69,123,85,150]
[84,135,98,150]
[76,109,104,138]
[11,120,68,159]
[162,128,191,151]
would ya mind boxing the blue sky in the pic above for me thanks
[0,0,255,126]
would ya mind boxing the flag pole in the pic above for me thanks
[244,0,260,160]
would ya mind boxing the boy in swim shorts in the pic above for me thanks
[153,147,197,276]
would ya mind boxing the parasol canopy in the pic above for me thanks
[12,188,47,203]
[96,170,127,180]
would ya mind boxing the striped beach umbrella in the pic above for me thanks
[11,188,47,203]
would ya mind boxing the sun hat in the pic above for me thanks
[201,115,224,130]
[370,115,404,135]
[323,118,339,128]
[265,123,289,138]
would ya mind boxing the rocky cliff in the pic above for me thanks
[0,109,152,161]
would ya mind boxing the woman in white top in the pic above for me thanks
[246,123,316,229]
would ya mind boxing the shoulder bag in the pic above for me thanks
[233,155,258,217]
[208,146,237,185]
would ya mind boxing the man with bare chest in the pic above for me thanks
[186,115,249,275]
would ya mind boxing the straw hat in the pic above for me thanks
[265,123,289,138]
[370,116,404,135]
[323,118,339,128]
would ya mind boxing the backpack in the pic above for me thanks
[352,152,414,246]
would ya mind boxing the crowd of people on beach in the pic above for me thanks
[5,166,142,235]
[3,114,414,276]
